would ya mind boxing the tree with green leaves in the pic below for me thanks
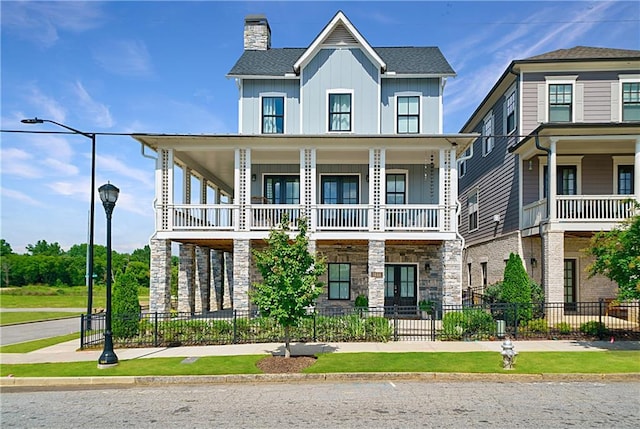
[502,253,533,324]
[251,216,325,358]
[112,271,141,338]
[587,210,640,300]
[26,240,63,256]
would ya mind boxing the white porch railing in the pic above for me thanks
[384,205,440,230]
[163,203,448,233]
[522,199,547,229]
[522,195,637,229]
[556,195,636,221]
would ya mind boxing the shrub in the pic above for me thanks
[554,322,572,335]
[526,318,549,334]
[580,321,608,337]
[364,316,392,342]
[502,253,533,324]
[112,272,140,339]
[354,294,368,309]
[441,309,495,340]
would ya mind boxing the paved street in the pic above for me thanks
[0,316,81,346]
[2,381,639,428]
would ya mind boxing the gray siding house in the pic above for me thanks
[458,46,640,310]
[134,11,476,314]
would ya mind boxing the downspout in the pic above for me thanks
[455,142,474,251]
[534,132,551,300]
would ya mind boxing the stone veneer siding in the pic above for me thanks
[149,238,171,313]
[210,250,223,311]
[233,239,250,311]
[441,240,462,306]
[177,244,195,313]
[195,246,210,313]
[368,240,385,308]
[464,232,523,291]
[543,229,565,305]
[386,244,441,303]
[223,252,234,309]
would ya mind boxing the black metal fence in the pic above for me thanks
[80,300,639,349]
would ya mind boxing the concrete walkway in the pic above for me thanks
[2,339,639,365]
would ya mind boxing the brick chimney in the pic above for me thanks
[243,14,271,50]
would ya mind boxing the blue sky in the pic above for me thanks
[1,0,639,254]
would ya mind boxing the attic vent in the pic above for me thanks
[322,23,358,46]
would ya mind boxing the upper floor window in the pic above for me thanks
[468,190,478,231]
[618,165,634,195]
[386,173,406,204]
[397,96,419,134]
[459,147,470,178]
[622,82,640,121]
[482,113,494,156]
[505,91,516,134]
[329,93,352,132]
[264,175,299,204]
[262,97,284,134]
[321,175,358,204]
[549,84,572,122]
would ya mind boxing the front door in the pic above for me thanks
[564,259,577,312]
[384,264,417,309]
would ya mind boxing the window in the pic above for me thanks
[549,84,572,122]
[329,93,351,131]
[386,173,406,204]
[397,96,419,133]
[328,263,350,300]
[564,259,577,312]
[481,262,488,288]
[622,82,640,121]
[505,91,516,134]
[264,175,300,204]
[467,263,472,287]
[482,113,494,156]
[321,176,358,204]
[618,165,634,195]
[543,166,577,197]
[468,191,478,231]
[262,97,284,134]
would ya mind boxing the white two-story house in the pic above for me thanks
[135,11,476,314]
[458,46,640,311]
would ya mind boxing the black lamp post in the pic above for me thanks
[98,182,119,367]
[21,117,97,331]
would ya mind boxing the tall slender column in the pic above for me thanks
[548,139,557,220]
[635,139,640,201]
[210,250,223,311]
[149,238,171,313]
[177,244,195,314]
[233,239,250,311]
[441,240,462,306]
[223,252,233,309]
[195,246,210,313]
[368,240,385,308]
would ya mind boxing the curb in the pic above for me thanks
[2,372,640,388]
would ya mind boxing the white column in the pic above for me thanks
[369,148,385,231]
[234,148,251,231]
[548,139,557,220]
[300,148,316,230]
[156,149,174,231]
[635,139,640,200]
[183,167,192,204]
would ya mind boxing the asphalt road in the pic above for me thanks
[0,316,80,346]
[2,381,639,428]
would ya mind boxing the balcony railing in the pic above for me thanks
[164,203,446,233]
[522,195,637,229]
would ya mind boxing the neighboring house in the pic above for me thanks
[134,11,476,314]
[458,46,640,310]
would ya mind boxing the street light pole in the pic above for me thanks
[21,118,97,331]
[98,182,119,368]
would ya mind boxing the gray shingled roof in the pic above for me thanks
[228,46,455,77]
[523,46,640,61]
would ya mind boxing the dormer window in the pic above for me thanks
[328,93,352,132]
[549,84,572,122]
[397,96,419,134]
[262,96,284,134]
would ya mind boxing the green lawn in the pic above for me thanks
[0,312,80,326]
[1,351,638,378]
[0,285,148,309]
[0,333,80,353]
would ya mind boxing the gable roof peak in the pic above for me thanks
[293,10,386,73]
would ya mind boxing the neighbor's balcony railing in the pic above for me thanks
[522,195,637,229]
[163,203,446,232]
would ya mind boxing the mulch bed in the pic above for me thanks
[256,356,317,373]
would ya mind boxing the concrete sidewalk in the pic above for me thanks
[2,339,639,365]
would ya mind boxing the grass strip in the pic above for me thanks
[0,312,80,326]
[0,333,80,354]
[0,351,638,378]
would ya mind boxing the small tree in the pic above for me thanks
[251,216,325,358]
[502,253,533,324]
[587,209,640,301]
[112,271,141,338]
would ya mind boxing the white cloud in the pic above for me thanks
[25,86,66,123]
[96,154,154,188]
[93,39,153,77]
[42,158,80,177]
[0,187,44,207]
[0,147,41,178]
[73,81,114,128]
[46,180,86,198]
[1,1,104,47]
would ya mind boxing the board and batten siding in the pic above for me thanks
[241,80,300,134]
[301,48,379,134]
[380,78,441,134]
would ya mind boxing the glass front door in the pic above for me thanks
[384,265,417,310]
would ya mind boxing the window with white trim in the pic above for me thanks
[328,93,352,132]
[622,82,640,121]
[468,190,478,231]
[397,96,419,133]
[482,113,494,156]
[549,84,572,122]
[459,147,470,178]
[613,156,635,195]
[262,96,284,134]
[505,91,516,134]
